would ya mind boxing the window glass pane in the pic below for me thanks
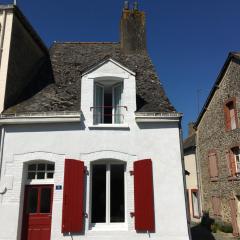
[40,188,52,213]
[38,164,45,171]
[47,172,54,179]
[47,164,54,171]
[37,172,45,179]
[91,164,106,223]
[28,172,36,180]
[28,164,36,171]
[110,164,125,222]
[192,191,200,217]
[27,188,38,213]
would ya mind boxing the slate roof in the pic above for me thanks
[4,42,176,113]
[195,52,240,128]
[183,134,196,151]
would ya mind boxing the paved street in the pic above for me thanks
[191,224,237,240]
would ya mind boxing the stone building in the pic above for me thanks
[183,123,201,222]
[0,3,190,240]
[195,52,240,236]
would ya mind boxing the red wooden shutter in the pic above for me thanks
[229,198,240,236]
[134,159,155,232]
[224,104,231,131]
[62,159,85,233]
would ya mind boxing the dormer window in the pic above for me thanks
[93,81,124,124]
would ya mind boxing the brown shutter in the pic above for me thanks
[224,104,231,131]
[226,150,232,177]
[212,196,221,216]
[62,159,85,233]
[208,152,218,179]
[228,150,237,177]
[229,198,240,236]
[134,159,155,232]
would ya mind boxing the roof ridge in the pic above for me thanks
[53,41,119,45]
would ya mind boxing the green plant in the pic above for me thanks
[219,223,233,233]
[211,222,219,233]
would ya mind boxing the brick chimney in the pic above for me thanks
[120,1,147,54]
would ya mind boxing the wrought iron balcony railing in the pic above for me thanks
[90,106,127,125]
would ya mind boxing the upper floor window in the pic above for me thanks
[224,98,238,131]
[93,81,125,125]
[27,162,55,180]
[227,147,240,178]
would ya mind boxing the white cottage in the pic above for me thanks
[0,3,190,240]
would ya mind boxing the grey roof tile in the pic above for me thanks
[4,42,176,113]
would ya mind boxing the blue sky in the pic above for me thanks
[2,0,240,137]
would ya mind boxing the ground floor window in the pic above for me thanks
[191,189,200,218]
[91,161,125,225]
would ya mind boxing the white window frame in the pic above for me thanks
[94,83,104,124]
[93,81,124,125]
[112,83,123,124]
[89,160,127,231]
[26,161,55,185]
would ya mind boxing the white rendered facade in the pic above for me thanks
[0,59,190,240]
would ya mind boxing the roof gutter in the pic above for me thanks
[135,112,183,123]
[0,112,81,125]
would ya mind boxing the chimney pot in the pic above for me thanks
[133,1,139,11]
[124,1,129,10]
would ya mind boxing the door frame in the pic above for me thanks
[21,184,54,240]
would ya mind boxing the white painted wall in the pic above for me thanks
[0,60,190,240]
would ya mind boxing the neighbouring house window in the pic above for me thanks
[208,151,218,181]
[27,163,55,180]
[212,196,221,217]
[231,147,240,176]
[91,162,125,225]
[191,190,200,219]
[93,82,124,124]
[225,99,238,131]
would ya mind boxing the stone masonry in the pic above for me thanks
[196,56,240,225]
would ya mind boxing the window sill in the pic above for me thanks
[89,223,128,231]
[89,124,129,129]
[228,176,240,181]
[210,178,218,182]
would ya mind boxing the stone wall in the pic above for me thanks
[197,57,240,224]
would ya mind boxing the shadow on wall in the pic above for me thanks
[191,212,216,240]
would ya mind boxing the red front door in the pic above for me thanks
[21,185,54,240]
